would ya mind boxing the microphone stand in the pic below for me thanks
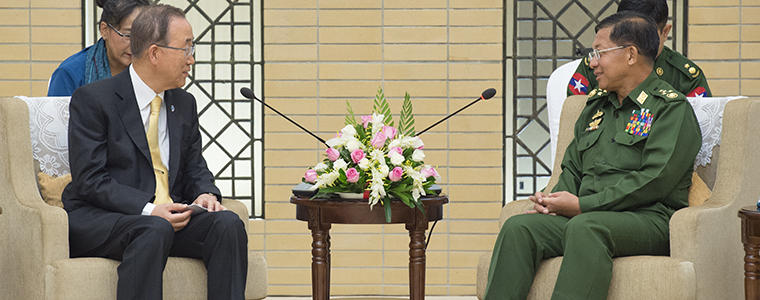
[240,89,329,147]
[415,98,481,137]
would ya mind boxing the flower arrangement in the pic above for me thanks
[302,88,441,222]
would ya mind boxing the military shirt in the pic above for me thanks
[568,46,712,98]
[554,73,701,213]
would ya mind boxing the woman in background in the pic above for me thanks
[48,0,150,96]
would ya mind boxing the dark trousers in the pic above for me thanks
[79,211,248,300]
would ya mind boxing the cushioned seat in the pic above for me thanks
[0,97,267,299]
[476,95,760,300]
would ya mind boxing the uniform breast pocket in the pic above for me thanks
[576,129,602,153]
[610,131,647,170]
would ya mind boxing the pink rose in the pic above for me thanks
[421,166,440,180]
[388,166,403,182]
[346,168,359,183]
[304,169,318,183]
[350,149,366,163]
[370,131,387,148]
[382,126,397,139]
[390,147,402,155]
[326,148,340,161]
[361,115,372,128]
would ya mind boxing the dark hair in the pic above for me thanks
[617,0,669,30]
[595,11,660,65]
[130,4,186,58]
[96,0,150,28]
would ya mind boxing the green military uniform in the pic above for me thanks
[486,73,701,299]
[568,46,712,98]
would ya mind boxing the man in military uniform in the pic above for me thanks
[485,12,701,299]
[568,0,711,98]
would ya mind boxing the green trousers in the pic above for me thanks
[484,210,671,300]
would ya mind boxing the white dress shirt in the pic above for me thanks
[129,65,171,215]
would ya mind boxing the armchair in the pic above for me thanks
[0,97,267,299]
[476,95,760,299]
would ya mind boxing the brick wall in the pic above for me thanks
[689,0,760,96]
[0,0,81,97]
[1,0,755,297]
[260,0,503,295]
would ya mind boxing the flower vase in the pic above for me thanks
[336,192,364,200]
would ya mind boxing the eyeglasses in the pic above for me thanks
[154,43,196,57]
[106,23,130,39]
[588,45,628,61]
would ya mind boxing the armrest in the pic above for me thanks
[499,199,534,227]
[1,98,70,265]
[222,198,250,233]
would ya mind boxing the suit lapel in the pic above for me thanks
[114,71,151,164]
[165,89,183,189]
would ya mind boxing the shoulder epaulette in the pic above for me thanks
[666,51,703,79]
[587,88,607,101]
[653,87,686,102]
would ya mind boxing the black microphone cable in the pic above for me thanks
[425,219,438,250]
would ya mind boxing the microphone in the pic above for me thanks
[240,87,329,146]
[415,88,496,136]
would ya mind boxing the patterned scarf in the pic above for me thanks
[84,38,111,85]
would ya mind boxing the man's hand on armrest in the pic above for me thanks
[151,203,192,231]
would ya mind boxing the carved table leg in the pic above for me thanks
[308,208,331,300]
[407,209,429,300]
[743,243,760,299]
[327,231,331,297]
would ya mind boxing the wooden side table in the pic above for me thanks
[739,206,760,299]
[290,195,448,300]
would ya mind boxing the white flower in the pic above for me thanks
[388,138,401,149]
[378,164,390,177]
[389,151,405,165]
[313,170,340,189]
[314,162,328,172]
[370,149,386,165]
[371,113,384,133]
[368,168,387,208]
[340,124,357,137]
[358,158,370,170]
[326,136,346,148]
[404,166,427,202]
[333,158,348,170]
[410,136,424,149]
[345,138,363,152]
[411,149,425,162]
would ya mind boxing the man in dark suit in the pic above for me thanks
[62,4,247,300]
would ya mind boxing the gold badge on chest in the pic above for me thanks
[585,109,604,131]
[636,91,648,105]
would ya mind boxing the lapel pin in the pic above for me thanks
[170,105,175,112]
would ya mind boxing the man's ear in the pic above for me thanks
[627,46,638,66]
[660,24,673,41]
[147,45,161,65]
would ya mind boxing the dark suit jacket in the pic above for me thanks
[62,69,220,256]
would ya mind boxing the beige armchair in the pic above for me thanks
[0,97,267,299]
[476,95,760,299]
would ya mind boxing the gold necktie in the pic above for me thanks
[148,96,171,205]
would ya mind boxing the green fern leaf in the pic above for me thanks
[345,100,357,126]
[398,92,415,136]
[373,87,394,127]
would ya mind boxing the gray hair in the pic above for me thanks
[130,4,186,59]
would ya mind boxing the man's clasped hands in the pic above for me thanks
[527,191,582,217]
